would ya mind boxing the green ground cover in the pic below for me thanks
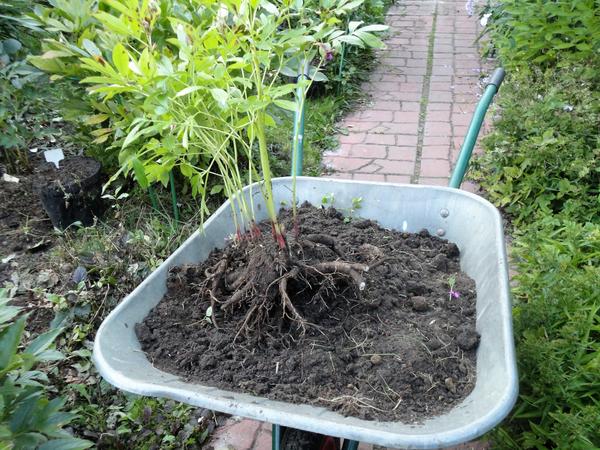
[474,1,600,448]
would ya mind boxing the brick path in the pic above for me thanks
[323,0,487,191]
[206,1,491,449]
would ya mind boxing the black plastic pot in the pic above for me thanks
[39,156,104,229]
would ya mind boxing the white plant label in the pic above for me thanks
[44,148,64,169]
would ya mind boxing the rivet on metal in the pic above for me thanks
[436,228,446,237]
[440,208,449,218]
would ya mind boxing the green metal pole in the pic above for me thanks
[291,61,308,177]
[449,68,505,188]
[342,439,359,450]
[169,170,179,223]
[271,424,282,450]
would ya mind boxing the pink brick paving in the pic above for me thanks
[205,0,492,449]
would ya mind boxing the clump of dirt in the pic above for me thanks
[137,204,479,423]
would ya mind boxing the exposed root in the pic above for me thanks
[204,234,370,338]
[278,267,307,334]
[309,261,369,291]
[305,234,344,257]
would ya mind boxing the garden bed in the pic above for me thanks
[137,204,479,423]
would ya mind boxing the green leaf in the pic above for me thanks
[38,438,93,450]
[211,88,228,108]
[84,114,110,125]
[0,306,20,326]
[82,39,101,57]
[111,42,129,75]
[274,99,297,112]
[0,316,26,370]
[24,327,63,356]
[175,86,203,97]
[359,24,389,33]
[2,38,22,55]
[131,157,148,189]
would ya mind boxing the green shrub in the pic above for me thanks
[482,0,600,71]
[474,67,600,225]
[491,219,600,449]
[0,287,92,449]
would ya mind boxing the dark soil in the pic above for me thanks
[1,154,99,332]
[137,204,479,423]
[35,155,100,188]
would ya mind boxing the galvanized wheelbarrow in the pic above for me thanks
[93,68,517,449]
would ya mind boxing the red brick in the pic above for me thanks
[370,100,402,111]
[387,174,412,183]
[358,110,394,122]
[374,159,415,174]
[428,91,453,102]
[426,110,450,121]
[388,146,417,161]
[388,90,423,101]
[375,122,419,135]
[425,121,452,137]
[399,82,424,92]
[396,135,419,146]
[394,111,421,123]
[353,173,386,182]
[365,134,396,145]
[423,135,451,146]
[344,121,380,132]
[420,158,451,177]
[338,132,366,144]
[451,113,473,126]
[323,156,371,172]
[422,145,450,159]
[400,101,422,111]
[206,418,260,450]
[427,102,451,111]
[419,176,449,186]
[349,144,387,159]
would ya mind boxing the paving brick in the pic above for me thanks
[353,173,386,182]
[323,156,371,172]
[387,146,417,161]
[386,174,412,183]
[206,418,261,450]
[349,144,388,159]
[358,110,395,122]
[420,159,451,178]
[339,132,366,144]
[422,145,450,159]
[345,121,381,132]
[400,101,422,111]
[424,121,453,137]
[396,135,419,146]
[373,122,419,135]
[365,134,396,145]
[394,110,421,123]
[375,159,415,174]
[419,176,449,186]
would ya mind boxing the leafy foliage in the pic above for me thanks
[493,219,600,449]
[0,287,92,449]
[473,67,600,226]
[482,0,600,71]
[476,1,600,447]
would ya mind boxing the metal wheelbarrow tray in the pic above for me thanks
[93,177,518,449]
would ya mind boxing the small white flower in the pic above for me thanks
[481,13,492,27]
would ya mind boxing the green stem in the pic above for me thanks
[148,185,159,210]
[169,170,179,224]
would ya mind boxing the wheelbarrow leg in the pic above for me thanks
[272,424,283,450]
[341,439,359,450]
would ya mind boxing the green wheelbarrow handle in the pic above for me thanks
[449,67,506,189]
